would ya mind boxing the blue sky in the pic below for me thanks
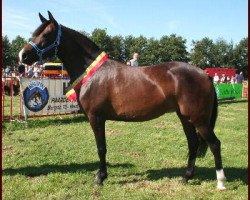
[3,0,248,49]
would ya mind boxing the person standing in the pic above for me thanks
[27,66,34,78]
[235,71,244,83]
[18,62,25,77]
[213,73,219,84]
[5,66,10,77]
[230,75,235,84]
[32,62,41,78]
[130,53,139,67]
[220,74,226,83]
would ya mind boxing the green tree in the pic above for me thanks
[213,38,234,68]
[190,37,215,69]
[11,35,27,66]
[123,35,135,61]
[139,38,161,65]
[91,28,112,54]
[233,37,248,77]
[159,34,189,63]
[110,35,124,61]
[2,35,12,67]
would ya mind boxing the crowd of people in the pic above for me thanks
[213,72,244,84]
[3,62,43,78]
[18,62,43,78]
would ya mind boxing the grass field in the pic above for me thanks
[2,97,248,200]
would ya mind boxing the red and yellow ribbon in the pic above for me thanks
[66,52,108,102]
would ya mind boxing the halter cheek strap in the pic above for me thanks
[29,24,62,63]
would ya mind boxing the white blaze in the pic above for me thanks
[18,48,25,63]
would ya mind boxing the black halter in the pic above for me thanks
[29,24,62,63]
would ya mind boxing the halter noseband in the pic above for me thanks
[29,24,62,63]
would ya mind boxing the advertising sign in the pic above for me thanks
[214,84,243,99]
[20,78,80,117]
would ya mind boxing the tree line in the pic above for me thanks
[2,28,248,77]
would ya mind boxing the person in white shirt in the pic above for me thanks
[213,73,219,83]
[32,62,41,78]
[130,53,139,67]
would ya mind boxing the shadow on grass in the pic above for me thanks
[3,114,89,131]
[146,166,248,185]
[27,114,89,127]
[113,166,248,186]
[218,99,248,105]
[3,162,134,177]
[4,163,247,186]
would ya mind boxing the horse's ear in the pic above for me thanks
[48,11,56,22]
[39,13,48,23]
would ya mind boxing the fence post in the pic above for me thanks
[19,89,22,120]
[10,78,13,121]
[2,83,4,122]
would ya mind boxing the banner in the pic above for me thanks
[214,84,243,99]
[20,78,80,117]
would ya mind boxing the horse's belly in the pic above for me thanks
[108,84,176,121]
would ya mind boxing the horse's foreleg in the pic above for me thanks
[177,112,199,183]
[89,116,108,185]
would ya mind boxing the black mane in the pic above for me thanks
[63,25,101,58]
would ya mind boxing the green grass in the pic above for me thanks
[3,98,248,200]
[2,95,22,120]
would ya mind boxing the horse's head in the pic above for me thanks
[19,11,61,65]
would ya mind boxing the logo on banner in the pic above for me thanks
[23,80,49,112]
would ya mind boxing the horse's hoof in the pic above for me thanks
[95,171,107,186]
[95,178,104,186]
[217,181,226,191]
[217,186,226,191]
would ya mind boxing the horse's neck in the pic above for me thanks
[58,26,101,80]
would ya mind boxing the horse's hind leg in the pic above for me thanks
[196,126,226,190]
[177,112,199,183]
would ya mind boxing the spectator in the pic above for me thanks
[226,76,231,83]
[5,66,10,77]
[18,62,25,77]
[230,75,235,84]
[32,62,41,78]
[27,66,34,78]
[235,71,244,83]
[220,74,226,83]
[130,52,139,67]
[213,73,219,83]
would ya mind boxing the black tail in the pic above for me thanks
[196,78,218,157]
[210,85,218,131]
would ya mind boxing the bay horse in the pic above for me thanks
[19,11,226,190]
